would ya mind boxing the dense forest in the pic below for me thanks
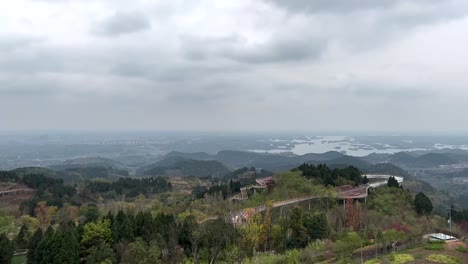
[1,172,77,215]
[86,177,172,198]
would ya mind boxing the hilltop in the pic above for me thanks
[140,157,231,178]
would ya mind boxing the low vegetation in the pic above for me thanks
[426,253,461,264]
[425,240,446,251]
[455,245,468,253]
[389,253,414,264]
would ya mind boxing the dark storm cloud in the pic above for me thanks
[92,11,151,37]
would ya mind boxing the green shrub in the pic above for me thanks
[11,255,27,264]
[425,241,445,250]
[364,258,380,264]
[455,246,468,253]
[426,254,461,264]
[390,254,414,264]
[428,240,446,244]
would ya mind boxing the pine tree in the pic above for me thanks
[120,216,135,242]
[387,176,399,188]
[362,176,369,184]
[36,226,55,264]
[15,224,29,250]
[414,192,433,215]
[27,228,43,264]
[86,240,114,264]
[54,227,79,264]
[305,212,329,241]
[288,207,308,248]
[0,233,14,264]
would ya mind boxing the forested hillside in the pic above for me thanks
[2,164,465,264]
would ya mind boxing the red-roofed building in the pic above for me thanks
[255,176,274,188]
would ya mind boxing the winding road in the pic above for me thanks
[199,174,403,224]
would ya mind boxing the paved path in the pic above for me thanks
[0,188,35,196]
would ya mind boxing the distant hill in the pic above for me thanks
[148,149,463,174]
[111,154,160,167]
[60,156,125,169]
[411,153,457,168]
[361,153,392,164]
[299,151,345,162]
[215,150,284,168]
[11,165,129,185]
[364,163,411,178]
[141,158,231,178]
[409,148,468,163]
[12,167,65,179]
[47,157,130,183]
[152,150,388,172]
[388,152,416,164]
[222,167,273,185]
[362,151,459,169]
[164,151,212,160]
[320,155,371,169]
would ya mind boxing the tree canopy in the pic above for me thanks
[295,163,363,186]
[414,192,433,215]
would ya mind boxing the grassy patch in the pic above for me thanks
[425,240,445,250]
[426,254,461,264]
[455,245,468,253]
[11,255,27,264]
[389,253,414,264]
[364,258,381,264]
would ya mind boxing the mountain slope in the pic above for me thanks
[142,158,231,178]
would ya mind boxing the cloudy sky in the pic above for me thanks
[1,0,468,133]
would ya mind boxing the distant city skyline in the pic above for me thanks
[2,0,468,132]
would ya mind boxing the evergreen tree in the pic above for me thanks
[202,219,236,264]
[121,238,162,264]
[304,212,329,241]
[362,176,369,184]
[120,215,135,242]
[179,215,201,263]
[414,192,433,215]
[27,228,43,264]
[387,176,399,188]
[36,226,55,264]
[15,224,29,250]
[135,211,154,243]
[288,207,308,248]
[86,240,114,264]
[0,233,14,264]
[53,226,80,264]
[83,204,100,223]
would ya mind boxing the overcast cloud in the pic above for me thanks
[1,0,468,133]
